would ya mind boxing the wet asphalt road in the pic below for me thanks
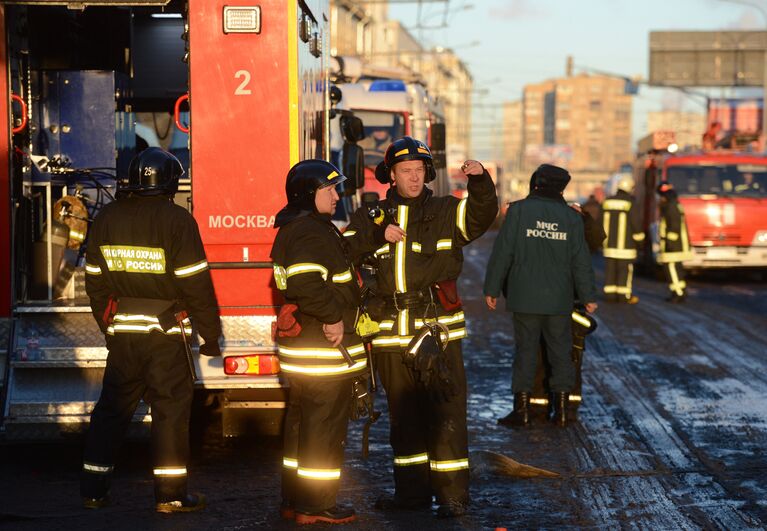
[1,231,766,530]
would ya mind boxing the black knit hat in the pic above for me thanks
[530,164,571,193]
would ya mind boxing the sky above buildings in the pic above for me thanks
[388,0,764,159]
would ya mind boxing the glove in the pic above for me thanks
[199,340,221,357]
[406,323,458,402]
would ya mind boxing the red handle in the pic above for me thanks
[11,93,27,134]
[174,93,190,133]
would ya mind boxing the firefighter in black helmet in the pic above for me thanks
[657,183,692,303]
[345,137,498,518]
[81,147,221,513]
[271,159,368,525]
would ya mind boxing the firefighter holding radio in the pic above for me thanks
[81,148,222,513]
[271,160,371,525]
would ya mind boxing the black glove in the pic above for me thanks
[199,339,222,357]
[350,377,373,421]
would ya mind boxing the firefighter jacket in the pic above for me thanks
[345,171,498,351]
[270,212,367,379]
[658,198,692,263]
[484,191,597,315]
[601,190,645,260]
[85,195,221,341]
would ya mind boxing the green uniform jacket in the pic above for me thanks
[658,199,692,263]
[270,213,367,380]
[483,193,597,315]
[344,171,498,351]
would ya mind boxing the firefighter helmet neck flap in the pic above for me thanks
[275,159,347,227]
[374,136,436,185]
[124,148,184,196]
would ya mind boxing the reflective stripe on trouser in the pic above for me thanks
[376,340,469,505]
[281,375,352,513]
[603,258,634,299]
[81,333,193,502]
[512,313,574,393]
[665,262,686,296]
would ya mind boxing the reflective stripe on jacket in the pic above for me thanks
[602,190,644,260]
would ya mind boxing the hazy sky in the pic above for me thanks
[388,0,764,159]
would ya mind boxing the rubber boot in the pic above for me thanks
[497,392,530,427]
[550,392,569,427]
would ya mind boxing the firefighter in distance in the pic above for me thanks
[344,136,498,518]
[602,175,644,304]
[657,182,692,303]
[271,160,368,525]
[81,148,222,513]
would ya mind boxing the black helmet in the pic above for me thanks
[124,148,184,195]
[275,159,346,227]
[374,136,436,184]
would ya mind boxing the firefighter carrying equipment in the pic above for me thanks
[275,160,347,228]
[404,322,457,402]
[122,147,184,196]
[344,159,497,509]
[374,136,436,184]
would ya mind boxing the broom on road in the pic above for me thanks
[469,450,560,478]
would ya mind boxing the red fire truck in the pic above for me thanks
[0,0,360,439]
[634,132,767,272]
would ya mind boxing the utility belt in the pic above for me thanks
[383,279,462,313]
[384,287,436,311]
[103,295,187,333]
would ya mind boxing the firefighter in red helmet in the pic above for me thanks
[345,137,498,517]
[271,159,369,525]
[81,148,221,513]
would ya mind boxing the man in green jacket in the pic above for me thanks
[483,164,597,427]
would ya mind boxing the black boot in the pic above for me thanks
[155,493,207,513]
[498,392,530,427]
[295,505,357,525]
[550,392,569,427]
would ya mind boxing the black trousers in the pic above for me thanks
[531,328,587,411]
[512,313,573,393]
[376,340,469,506]
[281,376,353,513]
[81,333,193,502]
[604,258,634,300]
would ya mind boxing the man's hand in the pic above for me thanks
[461,160,484,176]
[322,320,344,347]
[585,302,598,314]
[384,224,406,243]
[485,295,497,311]
[199,339,222,357]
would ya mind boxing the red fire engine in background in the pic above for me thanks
[0,0,364,439]
[634,129,767,272]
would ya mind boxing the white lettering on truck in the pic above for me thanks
[208,215,275,229]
